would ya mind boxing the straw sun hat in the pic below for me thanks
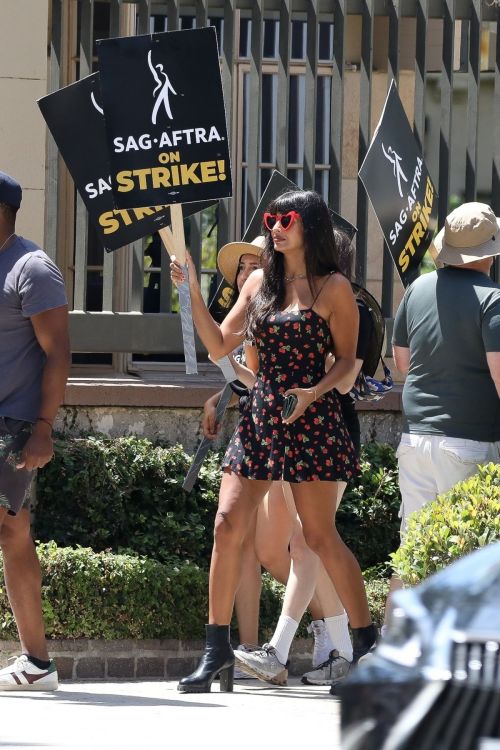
[217,235,266,284]
[431,202,500,265]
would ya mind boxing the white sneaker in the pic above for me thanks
[234,644,257,680]
[301,649,351,685]
[234,643,288,685]
[0,655,58,691]
[307,619,335,668]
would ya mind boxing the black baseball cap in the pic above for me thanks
[0,171,22,209]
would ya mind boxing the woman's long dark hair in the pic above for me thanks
[246,190,343,338]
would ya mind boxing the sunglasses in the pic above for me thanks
[263,210,301,232]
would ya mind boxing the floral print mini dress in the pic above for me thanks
[223,301,360,483]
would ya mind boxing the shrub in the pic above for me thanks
[35,434,400,572]
[0,544,387,641]
[35,436,221,569]
[391,463,500,586]
[336,442,401,569]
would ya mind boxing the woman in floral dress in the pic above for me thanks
[171,190,376,693]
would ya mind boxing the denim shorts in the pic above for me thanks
[0,417,33,516]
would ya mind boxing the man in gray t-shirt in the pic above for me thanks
[0,171,70,691]
[384,202,500,629]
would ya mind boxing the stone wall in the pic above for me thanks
[56,397,404,455]
[0,638,314,682]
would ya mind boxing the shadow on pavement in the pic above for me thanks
[0,691,224,709]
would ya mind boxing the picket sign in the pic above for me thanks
[159,203,197,374]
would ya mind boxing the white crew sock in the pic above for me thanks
[324,612,353,662]
[269,615,299,665]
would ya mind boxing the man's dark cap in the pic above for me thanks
[0,171,22,209]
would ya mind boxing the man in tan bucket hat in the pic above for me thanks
[383,202,500,625]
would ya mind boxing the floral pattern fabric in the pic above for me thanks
[223,307,360,483]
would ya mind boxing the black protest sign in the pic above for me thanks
[96,27,232,211]
[38,73,215,252]
[359,81,437,287]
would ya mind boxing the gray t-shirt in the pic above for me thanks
[0,236,67,422]
[393,267,500,441]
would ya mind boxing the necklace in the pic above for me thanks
[284,273,307,282]
[0,233,15,253]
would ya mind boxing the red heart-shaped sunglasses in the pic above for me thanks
[263,210,301,232]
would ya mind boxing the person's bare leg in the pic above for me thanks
[292,481,371,628]
[308,481,347,620]
[0,509,49,660]
[234,510,261,645]
[209,473,271,624]
[254,482,294,585]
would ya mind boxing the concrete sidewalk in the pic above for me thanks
[0,678,342,750]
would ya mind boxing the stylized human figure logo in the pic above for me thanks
[382,143,408,198]
[148,50,177,125]
[90,91,104,115]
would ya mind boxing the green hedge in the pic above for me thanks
[0,543,388,640]
[35,434,400,571]
[391,463,500,586]
[35,437,220,568]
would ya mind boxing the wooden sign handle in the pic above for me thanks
[158,203,186,264]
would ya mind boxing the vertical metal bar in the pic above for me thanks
[414,0,429,152]
[246,0,263,224]
[73,0,94,311]
[303,0,318,189]
[129,240,145,312]
[438,0,455,226]
[45,0,63,263]
[109,0,120,37]
[465,0,481,202]
[355,0,374,286]
[382,0,400,316]
[330,0,345,212]
[492,7,500,283]
[101,0,121,313]
[276,0,291,175]
[219,0,235,246]
[196,0,208,28]
[137,0,152,34]
[167,0,179,32]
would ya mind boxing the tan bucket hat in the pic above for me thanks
[217,235,266,284]
[432,202,500,265]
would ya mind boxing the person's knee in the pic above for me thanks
[289,531,313,564]
[213,509,242,550]
[301,526,334,557]
[0,512,32,553]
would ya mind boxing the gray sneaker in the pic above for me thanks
[301,649,351,686]
[233,643,288,685]
[234,644,256,680]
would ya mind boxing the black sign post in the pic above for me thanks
[359,81,438,287]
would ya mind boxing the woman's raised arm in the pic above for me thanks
[170,252,262,361]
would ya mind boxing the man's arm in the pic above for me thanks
[17,305,71,471]
[486,352,500,398]
[393,345,410,376]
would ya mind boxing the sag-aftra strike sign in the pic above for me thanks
[359,81,438,287]
[38,73,214,251]
[97,26,232,210]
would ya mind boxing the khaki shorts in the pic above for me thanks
[0,417,33,516]
[397,432,500,534]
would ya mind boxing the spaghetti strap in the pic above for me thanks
[310,271,335,310]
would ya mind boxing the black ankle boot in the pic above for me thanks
[177,624,234,694]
